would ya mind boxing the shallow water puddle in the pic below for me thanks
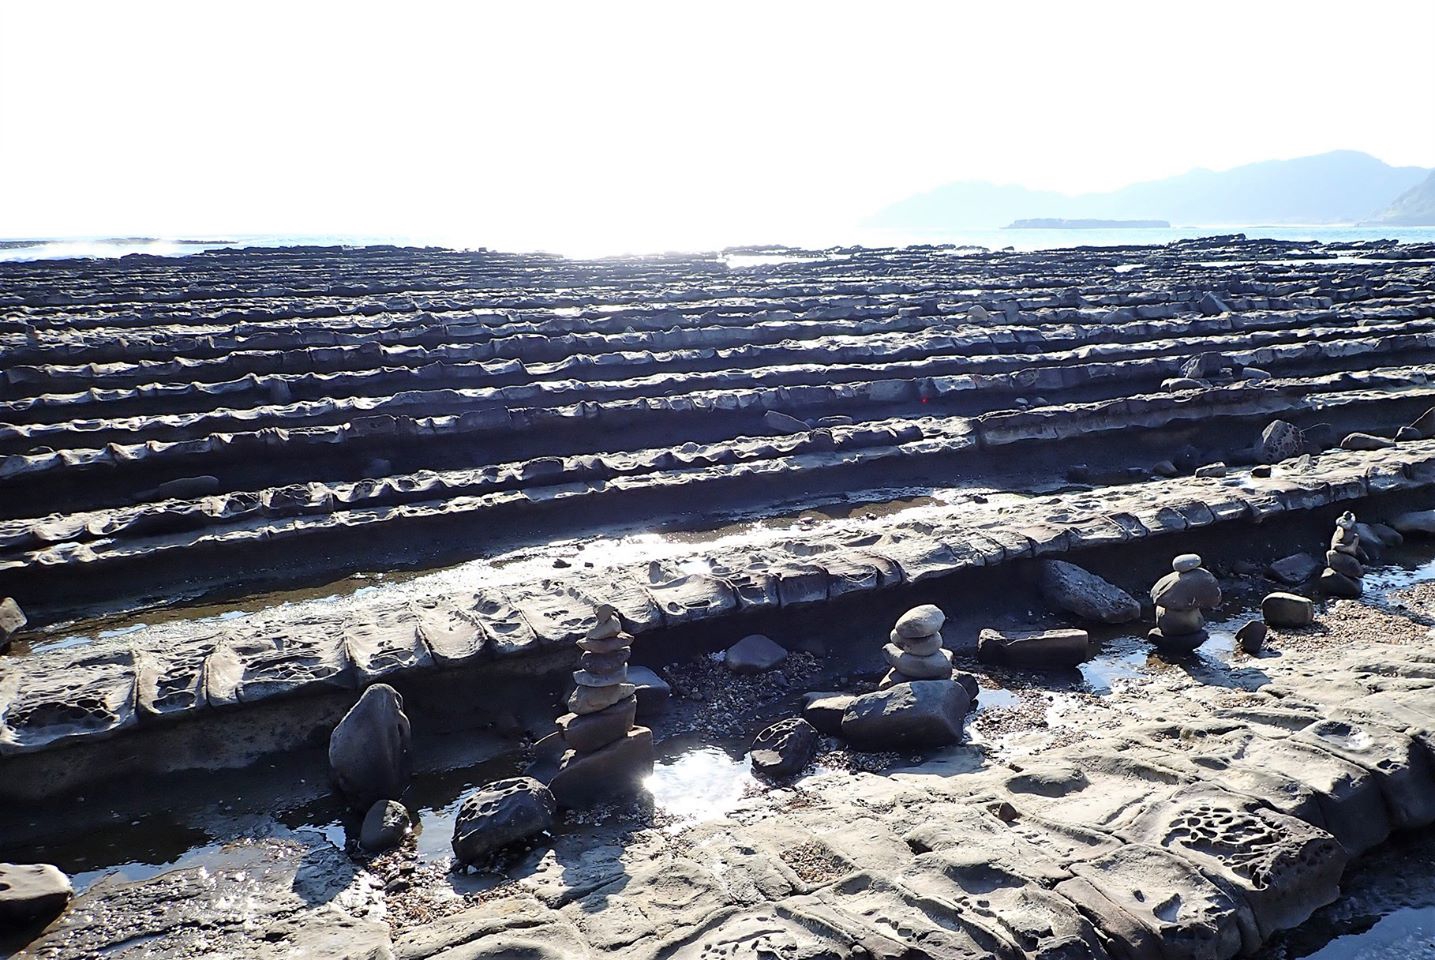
[645,746,757,823]
[1297,906,1435,959]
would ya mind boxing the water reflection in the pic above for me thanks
[645,747,755,823]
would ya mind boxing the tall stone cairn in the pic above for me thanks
[1148,553,1222,653]
[1320,511,1364,598]
[548,604,654,808]
[879,604,953,688]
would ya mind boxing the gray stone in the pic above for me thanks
[889,629,943,656]
[1256,420,1304,464]
[750,717,819,779]
[0,597,26,647]
[1156,605,1206,635]
[557,695,637,752]
[978,628,1090,669]
[1269,552,1321,586]
[882,643,953,679]
[724,634,788,674]
[1405,405,1435,439]
[801,693,854,735]
[359,799,410,852]
[549,727,655,808]
[894,604,946,638]
[1173,553,1203,573]
[329,683,411,812]
[1152,565,1221,611]
[573,666,627,687]
[1319,569,1363,599]
[626,665,671,717]
[452,777,555,866]
[1195,462,1228,478]
[1325,550,1364,580]
[1340,432,1395,451]
[1236,619,1267,655]
[1391,510,1435,536]
[579,647,630,675]
[567,682,636,715]
[1358,521,1403,547]
[1037,559,1140,624]
[1263,592,1315,627]
[763,410,809,434]
[0,862,72,926]
[841,680,969,750]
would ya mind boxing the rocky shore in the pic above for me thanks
[3,236,1435,957]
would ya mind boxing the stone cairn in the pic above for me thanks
[1320,511,1364,598]
[549,604,654,807]
[880,604,953,688]
[1148,553,1222,653]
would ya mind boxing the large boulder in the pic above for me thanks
[1391,510,1435,536]
[978,628,1090,669]
[841,680,970,750]
[1268,553,1320,586]
[750,718,819,779]
[329,683,412,812]
[1256,420,1304,464]
[452,777,556,867]
[548,727,655,809]
[0,862,72,926]
[1036,560,1140,624]
[724,634,788,674]
[1262,592,1315,628]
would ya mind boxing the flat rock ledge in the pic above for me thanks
[19,598,1435,959]
[5,439,1435,761]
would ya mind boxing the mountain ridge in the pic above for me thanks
[867,151,1432,230]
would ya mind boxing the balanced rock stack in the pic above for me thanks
[1148,553,1222,654]
[548,604,654,808]
[880,604,953,688]
[1320,511,1364,598]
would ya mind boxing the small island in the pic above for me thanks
[1005,218,1170,229]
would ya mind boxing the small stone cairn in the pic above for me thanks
[549,604,654,807]
[1148,553,1222,653]
[1320,511,1364,598]
[880,604,952,688]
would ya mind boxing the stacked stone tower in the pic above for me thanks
[880,604,953,688]
[1149,553,1222,653]
[1320,511,1364,598]
[548,604,654,807]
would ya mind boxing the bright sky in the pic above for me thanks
[2,1,1433,253]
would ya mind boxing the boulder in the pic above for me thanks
[1268,553,1320,586]
[548,727,655,808]
[978,628,1090,669]
[841,680,970,750]
[1391,510,1435,536]
[625,665,671,718]
[1151,566,1221,611]
[1194,462,1228,478]
[1319,569,1363,599]
[1147,626,1209,655]
[894,604,946,638]
[452,777,556,867]
[1358,521,1403,547]
[952,671,980,701]
[1256,420,1303,464]
[724,634,788,674]
[1163,377,1206,392]
[359,799,411,852]
[557,696,637,752]
[1405,406,1435,440]
[0,597,25,651]
[1152,460,1179,477]
[750,718,819,779]
[1236,620,1267,655]
[1262,592,1315,628]
[0,863,72,926]
[1037,560,1140,624]
[1340,432,1395,451]
[802,693,854,736]
[329,683,412,811]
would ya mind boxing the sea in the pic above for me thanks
[2,225,1435,263]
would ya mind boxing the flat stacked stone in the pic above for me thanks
[1148,553,1222,654]
[549,604,654,808]
[1320,511,1364,598]
[879,604,953,688]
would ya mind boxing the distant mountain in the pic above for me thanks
[1362,170,1435,226]
[867,151,1431,230]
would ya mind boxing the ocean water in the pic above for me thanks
[2,225,1434,263]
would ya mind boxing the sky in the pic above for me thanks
[2,0,1433,253]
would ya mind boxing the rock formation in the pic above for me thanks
[451,777,556,869]
[328,683,412,812]
[547,604,654,808]
[1320,511,1365,598]
[879,604,952,687]
[0,597,25,653]
[1148,553,1222,653]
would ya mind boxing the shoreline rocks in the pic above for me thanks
[0,597,26,654]
[1036,560,1140,624]
[0,862,72,927]
[452,777,555,868]
[1148,553,1221,653]
[879,604,952,688]
[978,627,1090,669]
[328,683,412,812]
